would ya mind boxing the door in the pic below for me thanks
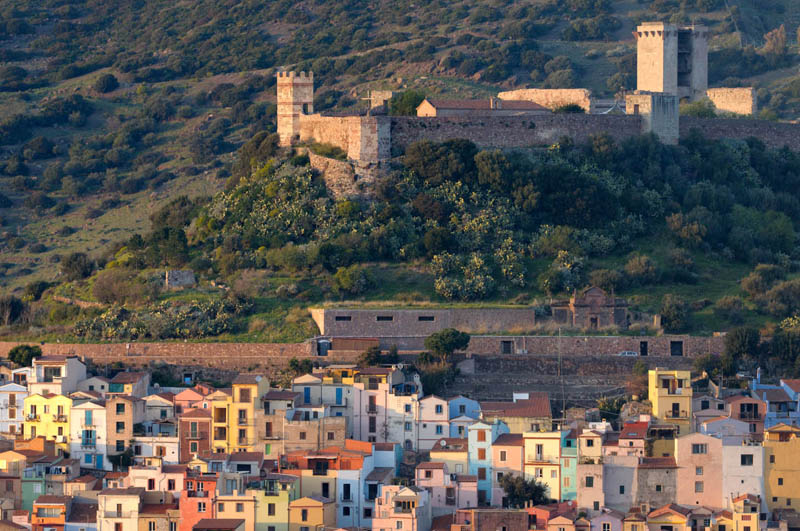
[96,455,103,469]
[303,387,311,404]
[639,341,648,357]
[321,482,329,498]
[336,388,343,405]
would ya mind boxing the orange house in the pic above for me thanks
[179,470,219,531]
[31,495,69,531]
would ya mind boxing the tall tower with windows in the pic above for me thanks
[276,71,314,146]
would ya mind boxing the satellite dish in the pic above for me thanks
[440,440,446,447]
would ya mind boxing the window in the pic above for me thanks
[115,524,122,531]
[564,477,570,487]
[741,454,753,466]
[500,451,507,462]
[434,404,444,415]
[327,431,335,440]
[419,316,435,321]
[619,485,625,494]
[236,503,244,512]
[335,315,351,321]
[459,405,466,415]
[695,481,704,493]
[497,472,503,481]
[585,476,594,488]
[478,449,486,460]
[376,316,393,322]
[405,404,411,413]
[116,403,125,414]
[301,509,308,522]
[603,524,610,531]
[343,507,351,516]
[268,527,276,531]
[84,454,92,465]
[478,467,486,480]
[198,502,206,512]
[477,430,486,442]
[696,467,703,475]
[692,444,707,454]
[701,400,709,410]
[148,479,155,490]
[456,464,463,473]
[191,442,198,453]
[116,440,124,452]
[655,485,662,492]
[436,425,443,435]
[551,470,557,478]
[299,431,306,440]
[778,478,784,486]
[364,508,373,518]
[594,502,600,511]
[425,470,432,479]
[268,503,276,516]
[168,479,175,491]
[586,439,594,447]
[116,421,125,433]
[405,422,412,431]
[170,523,177,531]
[218,503,225,512]
[396,522,403,529]
[770,455,775,464]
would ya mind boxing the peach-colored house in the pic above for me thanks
[174,387,211,414]
[604,422,648,457]
[372,485,431,531]
[492,433,524,505]
[725,395,766,435]
[675,432,723,508]
[415,462,477,516]
[128,457,186,496]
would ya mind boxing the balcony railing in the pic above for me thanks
[665,410,689,419]
[81,441,96,449]
[24,470,44,479]
[739,412,761,420]
[366,405,377,414]
[341,493,352,502]
[26,414,40,421]
[104,512,134,518]
[238,418,250,426]
[53,414,68,423]
[186,490,209,498]
[313,468,329,476]
[446,496,456,506]
[394,507,412,514]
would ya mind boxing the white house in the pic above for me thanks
[0,382,27,437]
[418,395,449,450]
[70,399,111,471]
[77,376,111,397]
[29,355,86,396]
[721,441,765,510]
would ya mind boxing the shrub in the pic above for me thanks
[309,142,346,161]
[553,104,585,114]
[765,278,800,318]
[589,268,623,292]
[332,264,372,296]
[7,344,40,366]
[660,294,689,332]
[624,254,658,285]
[714,295,745,324]
[0,295,25,325]
[60,252,93,281]
[680,98,716,118]
[92,268,158,304]
[94,73,119,93]
[389,90,426,116]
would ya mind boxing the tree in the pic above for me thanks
[424,328,470,363]
[60,252,93,281]
[358,346,382,367]
[389,90,426,116]
[499,474,550,508]
[660,294,689,332]
[724,327,761,367]
[596,396,625,422]
[0,295,25,325]
[8,344,41,367]
[553,104,585,114]
[762,25,787,63]
[94,73,119,93]
[287,357,313,376]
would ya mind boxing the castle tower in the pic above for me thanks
[276,71,314,146]
[635,23,708,101]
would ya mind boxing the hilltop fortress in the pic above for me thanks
[277,22,798,169]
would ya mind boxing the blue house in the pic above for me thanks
[560,429,578,501]
[449,395,480,438]
[752,371,799,428]
[467,418,509,506]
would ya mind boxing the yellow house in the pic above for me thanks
[763,423,800,511]
[713,510,734,531]
[523,431,561,500]
[23,393,72,452]
[731,494,761,531]
[248,474,299,531]
[646,504,691,531]
[623,512,646,531]
[429,438,469,476]
[288,496,335,531]
[229,375,269,452]
[209,389,234,453]
[648,369,693,435]
[216,488,257,531]
[0,449,33,475]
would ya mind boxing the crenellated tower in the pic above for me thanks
[276,71,314,146]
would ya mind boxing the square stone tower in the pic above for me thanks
[276,71,314,146]
[635,23,708,101]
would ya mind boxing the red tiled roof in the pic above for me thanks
[417,462,445,470]
[263,390,299,400]
[648,503,691,518]
[373,442,395,451]
[193,519,245,531]
[620,422,649,440]
[753,388,791,403]
[493,433,524,447]
[35,355,77,363]
[141,503,178,514]
[233,374,263,385]
[180,408,211,419]
[111,372,147,384]
[430,437,468,452]
[34,495,70,505]
[456,474,477,482]
[68,503,98,523]
[638,457,676,469]
[480,393,551,419]
[733,494,760,503]
[424,98,548,111]
[228,452,263,462]
[98,487,143,495]
[70,475,98,484]
[163,465,188,474]
[782,379,800,393]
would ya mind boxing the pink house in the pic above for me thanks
[492,433,524,505]
[128,456,187,496]
[174,387,211,414]
[604,422,648,457]
[372,485,432,531]
[415,462,478,516]
[675,432,722,508]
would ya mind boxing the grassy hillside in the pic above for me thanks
[2,0,800,342]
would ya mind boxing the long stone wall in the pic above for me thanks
[497,88,594,113]
[705,88,757,116]
[679,117,800,150]
[389,115,643,151]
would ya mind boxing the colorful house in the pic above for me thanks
[97,486,145,531]
[763,423,800,511]
[721,440,764,510]
[468,419,509,505]
[480,392,552,434]
[180,470,219,531]
[246,473,299,531]
[648,369,693,435]
[645,504,691,531]
[31,495,69,531]
[0,383,27,437]
[28,356,86,397]
[491,433,524,506]
[675,432,722,508]
[561,430,578,502]
[108,372,150,398]
[429,438,469,476]
[372,486,431,531]
[448,396,481,438]
[179,409,212,463]
[287,496,335,531]
[724,396,766,436]
[523,431,563,501]
[415,462,478,516]
[23,393,72,452]
[419,395,450,450]
[70,399,109,471]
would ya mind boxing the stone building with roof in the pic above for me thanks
[551,287,629,330]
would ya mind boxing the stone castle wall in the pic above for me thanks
[389,114,643,150]
[497,88,594,113]
[307,151,359,199]
[705,88,758,116]
[680,117,800,150]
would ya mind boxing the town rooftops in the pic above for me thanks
[228,452,263,462]
[752,388,792,403]
[0,521,27,530]
[290,496,334,505]
[34,355,78,363]
[141,503,179,514]
[99,487,145,496]
[373,442,395,451]
[422,98,548,111]
[638,457,677,469]
[480,392,551,418]
[193,519,246,531]
[457,475,478,482]
[733,494,760,503]
[782,379,800,393]
[33,495,70,504]
[262,390,299,400]
[163,465,188,474]
[620,422,649,440]
[233,374,263,385]
[417,462,446,470]
[365,467,394,482]
[70,474,99,484]
[180,408,212,419]
[648,503,692,518]
[493,433,524,446]
[67,503,98,523]
[110,372,147,384]
[430,438,468,452]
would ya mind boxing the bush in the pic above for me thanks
[94,73,119,93]
[60,252,93,281]
[660,294,689,332]
[765,278,800,318]
[389,90,426,116]
[714,295,746,324]
[589,268,623,292]
[92,268,159,304]
[7,344,40,366]
[309,142,346,160]
[332,264,372,296]
[624,254,658,285]
[680,98,716,118]
[0,295,25,325]
[553,104,585,114]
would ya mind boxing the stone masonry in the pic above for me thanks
[706,87,758,116]
[497,88,594,113]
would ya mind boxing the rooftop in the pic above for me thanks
[493,433,524,447]
[111,372,147,384]
[480,393,551,419]
[233,374,262,385]
[193,519,246,531]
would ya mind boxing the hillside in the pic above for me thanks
[2,0,800,343]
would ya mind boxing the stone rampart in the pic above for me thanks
[390,114,643,151]
[307,151,359,199]
[497,88,594,113]
[679,117,800,150]
[298,115,389,163]
[706,88,757,116]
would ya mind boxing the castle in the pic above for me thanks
[276,23,790,169]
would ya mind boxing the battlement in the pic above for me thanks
[276,70,313,80]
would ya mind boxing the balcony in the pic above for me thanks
[237,418,250,426]
[738,412,761,420]
[186,490,209,498]
[24,470,44,479]
[446,496,456,506]
[53,414,68,423]
[313,468,329,476]
[665,410,689,419]
[341,493,353,502]
[394,507,413,514]
[104,511,134,518]
[81,441,96,449]
[366,405,377,414]
[26,414,40,421]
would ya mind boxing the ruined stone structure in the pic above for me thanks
[705,87,758,116]
[497,88,594,113]
[635,22,709,101]
[625,91,679,144]
[164,270,196,289]
[550,287,628,330]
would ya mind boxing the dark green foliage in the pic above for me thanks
[660,294,689,332]
[288,357,313,376]
[332,264,373,296]
[94,73,119,93]
[499,474,550,508]
[554,104,585,114]
[310,143,347,161]
[389,90,426,116]
[424,328,470,363]
[0,295,26,325]
[724,327,761,366]
[23,281,50,301]
[7,344,40,367]
[60,252,94,281]
[404,139,477,185]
